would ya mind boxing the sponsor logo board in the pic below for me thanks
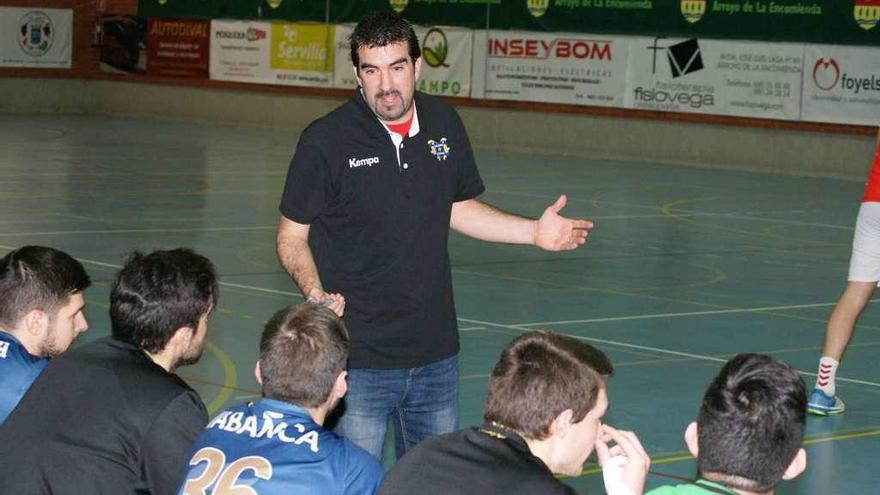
[625,37,802,120]
[803,44,880,125]
[478,30,627,107]
[211,20,334,88]
[147,18,209,78]
[210,20,272,83]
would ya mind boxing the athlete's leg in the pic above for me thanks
[810,202,880,414]
[808,282,874,415]
[821,281,876,362]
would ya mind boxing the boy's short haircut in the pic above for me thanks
[697,353,807,493]
[259,303,350,407]
[110,249,217,353]
[0,246,91,327]
[483,330,613,440]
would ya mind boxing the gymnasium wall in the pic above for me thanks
[0,0,873,180]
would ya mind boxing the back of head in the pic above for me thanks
[697,353,806,493]
[0,246,90,328]
[110,249,217,353]
[349,11,421,68]
[483,330,613,440]
[259,303,349,408]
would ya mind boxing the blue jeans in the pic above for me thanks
[332,354,458,461]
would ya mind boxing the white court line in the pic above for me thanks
[0,211,851,238]
[489,190,854,230]
[3,245,876,388]
[458,316,880,389]
[0,246,303,299]
[517,300,880,327]
[0,226,275,237]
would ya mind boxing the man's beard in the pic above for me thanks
[172,346,204,370]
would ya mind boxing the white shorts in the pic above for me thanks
[849,202,880,285]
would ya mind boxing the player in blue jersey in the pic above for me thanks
[0,246,90,423]
[178,303,384,495]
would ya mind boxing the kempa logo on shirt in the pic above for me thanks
[349,156,380,168]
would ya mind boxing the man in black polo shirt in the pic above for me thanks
[277,12,593,460]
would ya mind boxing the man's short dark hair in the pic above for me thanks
[484,331,613,440]
[259,303,349,408]
[697,353,806,493]
[110,249,217,353]
[349,11,421,69]
[0,246,90,327]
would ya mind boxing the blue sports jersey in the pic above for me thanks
[177,398,383,495]
[0,332,47,423]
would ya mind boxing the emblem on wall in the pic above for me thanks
[389,0,409,14]
[19,11,54,57]
[855,0,880,30]
[527,0,550,19]
[681,0,706,24]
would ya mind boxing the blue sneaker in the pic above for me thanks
[807,388,845,416]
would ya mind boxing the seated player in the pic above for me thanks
[0,245,90,423]
[177,303,383,495]
[647,354,807,495]
[379,330,650,495]
[0,248,217,495]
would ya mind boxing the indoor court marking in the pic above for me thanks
[1,115,877,493]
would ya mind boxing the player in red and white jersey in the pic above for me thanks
[808,128,880,415]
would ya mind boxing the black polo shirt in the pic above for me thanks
[280,90,484,369]
[378,424,579,495]
[0,337,207,495]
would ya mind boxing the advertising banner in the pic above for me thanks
[146,18,209,78]
[624,37,803,120]
[802,44,880,125]
[210,19,272,83]
[473,30,629,107]
[0,7,72,68]
[211,20,334,88]
[333,23,473,98]
[269,22,334,87]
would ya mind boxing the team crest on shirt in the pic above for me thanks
[428,138,450,161]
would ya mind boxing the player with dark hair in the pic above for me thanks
[648,354,807,495]
[178,303,383,495]
[0,248,217,495]
[0,245,90,423]
[379,331,650,495]
[277,10,593,460]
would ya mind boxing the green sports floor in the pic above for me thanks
[1,114,877,494]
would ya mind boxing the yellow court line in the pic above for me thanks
[202,339,239,415]
[804,429,880,445]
